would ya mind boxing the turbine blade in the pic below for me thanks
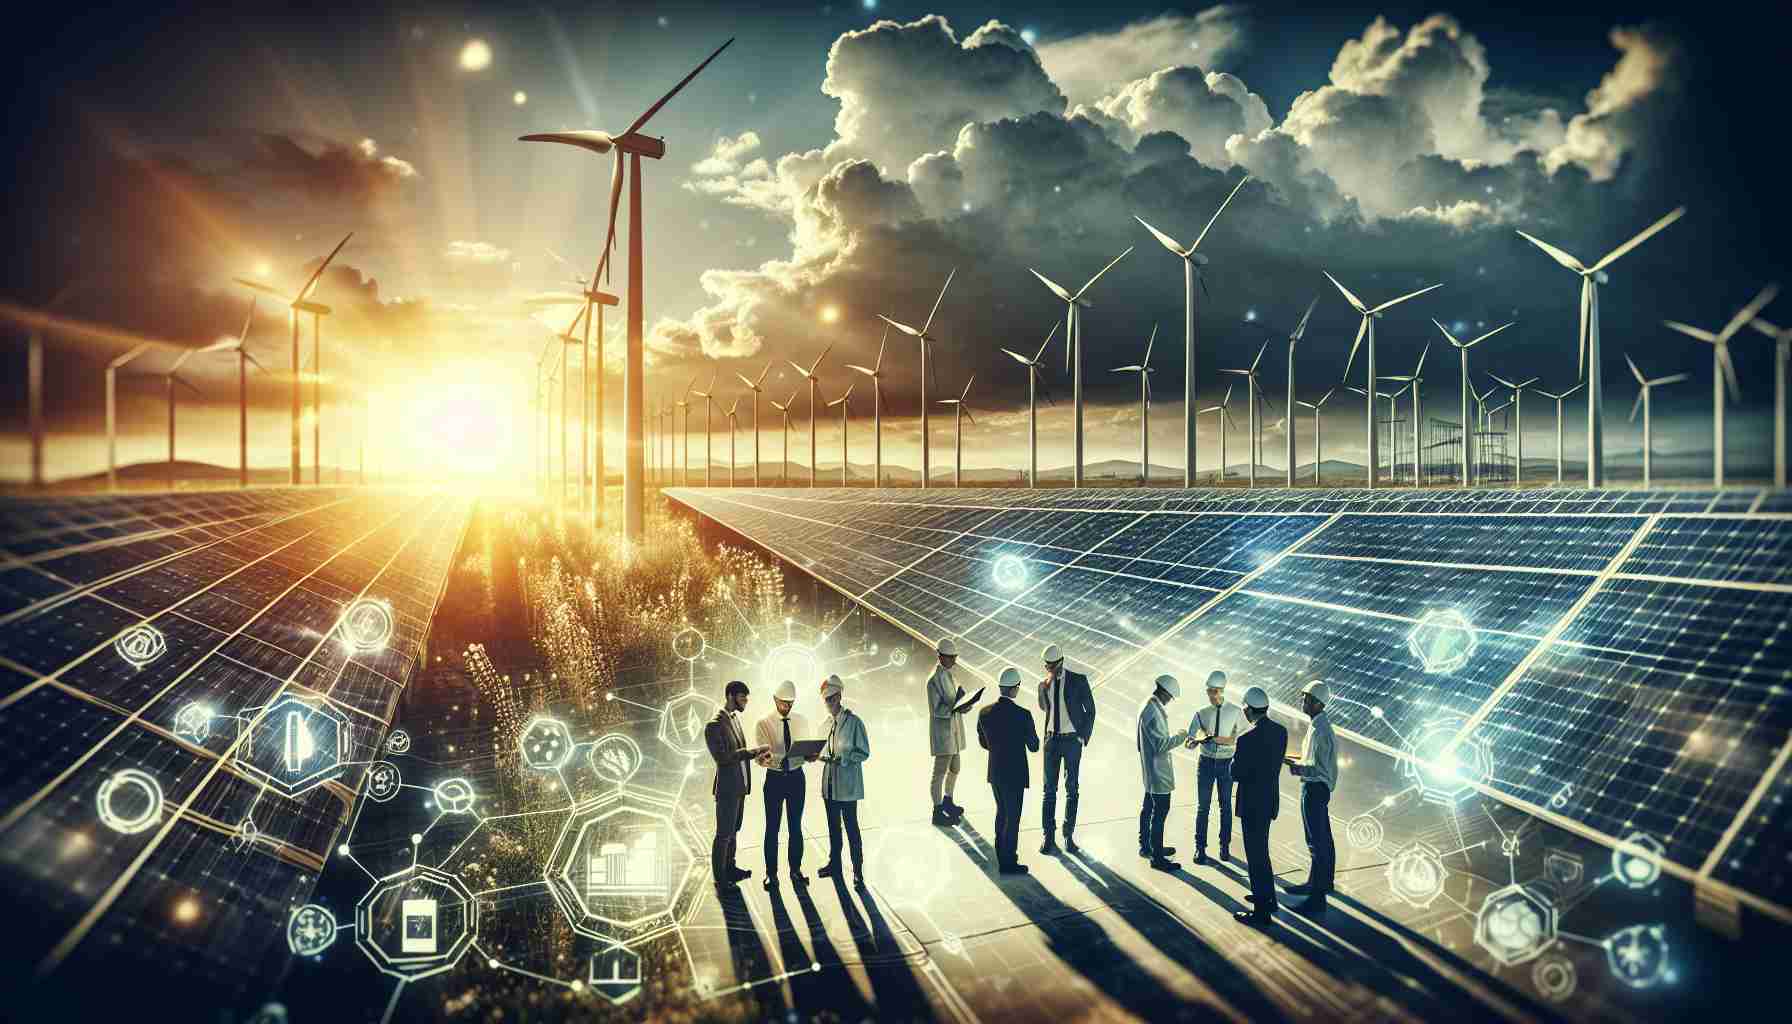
[1033,320,1059,362]
[1515,229,1588,273]
[1192,175,1250,251]
[1030,268,1073,304]
[878,313,922,338]
[1113,365,1145,373]
[1367,281,1443,315]
[600,150,624,284]
[735,372,756,389]
[297,233,353,302]
[1561,382,1584,398]
[1323,270,1367,314]
[1431,318,1462,347]
[1719,344,1743,403]
[1755,318,1787,340]
[1292,295,1319,340]
[624,38,736,137]
[1653,373,1691,387]
[237,297,258,349]
[1133,215,1187,257]
[1075,246,1133,297]
[1589,206,1686,273]
[1718,282,1782,343]
[1143,323,1157,366]
[1489,372,1517,388]
[243,351,271,374]
[847,363,878,375]
[1342,317,1367,380]
[1629,389,1644,423]
[1662,320,1718,344]
[1578,278,1590,379]
[1467,321,1515,347]
[809,341,834,373]
[1414,340,1430,376]
[876,326,888,369]
[233,278,289,301]
[1625,353,1646,384]
[1251,338,1268,372]
[922,268,956,335]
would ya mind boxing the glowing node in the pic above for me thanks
[338,598,395,654]
[1344,813,1384,851]
[1371,705,1384,719]
[172,702,214,744]
[114,623,167,669]
[819,305,839,323]
[1402,716,1493,806]
[459,38,492,71]
[1612,831,1664,889]
[1604,923,1670,989]
[96,769,163,835]
[338,844,351,856]
[588,944,645,1005]
[411,834,423,845]
[671,626,706,662]
[512,90,527,106]
[287,903,339,957]
[762,642,822,692]
[365,761,402,802]
[1532,955,1577,1002]
[547,791,696,947]
[658,691,719,758]
[519,716,575,771]
[1544,849,1584,888]
[387,730,412,754]
[1407,608,1478,674]
[239,693,350,798]
[1386,841,1448,908]
[1474,884,1557,967]
[589,733,643,786]
[432,778,476,815]
[888,648,909,668]
[991,554,1029,591]
[355,864,479,981]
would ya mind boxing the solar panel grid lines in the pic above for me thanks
[0,491,335,575]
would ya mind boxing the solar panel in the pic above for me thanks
[670,484,1792,919]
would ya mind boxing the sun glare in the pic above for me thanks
[460,39,493,72]
[369,361,520,483]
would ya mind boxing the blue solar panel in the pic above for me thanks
[1299,513,1646,570]
[1621,517,1792,585]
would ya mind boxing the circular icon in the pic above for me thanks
[288,903,339,957]
[235,817,261,848]
[519,716,575,771]
[339,598,395,654]
[366,761,402,802]
[1475,885,1557,966]
[992,554,1029,591]
[172,702,213,744]
[1345,813,1384,851]
[97,769,164,835]
[1532,955,1577,1002]
[672,626,706,662]
[1605,923,1670,989]
[386,730,412,754]
[1406,608,1478,674]
[889,648,909,668]
[1612,832,1664,889]
[1402,716,1493,806]
[433,778,476,815]
[1387,841,1448,908]
[762,642,821,691]
[589,734,643,786]
[114,623,168,669]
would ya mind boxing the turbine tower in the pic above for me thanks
[879,270,955,488]
[1029,247,1133,486]
[769,388,798,486]
[1381,342,1432,487]
[826,383,855,486]
[234,233,351,485]
[1000,323,1058,488]
[1487,371,1540,487]
[1750,316,1792,488]
[1324,271,1442,490]
[936,375,979,487]
[723,397,741,487]
[1662,283,1780,488]
[1433,319,1515,486]
[1516,206,1684,486]
[1626,354,1689,488]
[1534,382,1585,485]
[159,347,213,490]
[690,374,717,486]
[789,343,833,487]
[845,329,889,487]
[216,299,269,488]
[676,378,694,486]
[1219,339,1270,488]
[105,344,152,492]
[521,37,736,540]
[1110,325,1158,485]
[1295,388,1337,486]
[1197,385,1235,485]
[734,361,771,486]
[1134,175,1251,486]
[546,250,620,521]
[1281,297,1319,487]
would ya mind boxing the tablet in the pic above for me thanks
[787,738,827,760]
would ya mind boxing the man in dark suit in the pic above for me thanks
[705,680,770,886]
[1037,643,1096,855]
[978,667,1040,874]
[1231,685,1288,926]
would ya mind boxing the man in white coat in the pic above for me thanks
[927,636,970,826]
[1136,674,1190,871]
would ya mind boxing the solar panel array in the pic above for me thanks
[0,487,469,1005]
[669,485,1792,920]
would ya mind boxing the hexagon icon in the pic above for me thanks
[520,716,575,771]
[1612,831,1665,889]
[1407,608,1478,674]
[1605,923,1670,989]
[238,693,350,798]
[1474,884,1558,966]
[658,691,718,758]
[355,864,478,981]
[588,945,643,1005]
[1401,716,1493,806]
[1387,841,1449,908]
[546,791,697,946]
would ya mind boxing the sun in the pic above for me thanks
[366,359,521,481]
[820,305,839,324]
[459,39,493,72]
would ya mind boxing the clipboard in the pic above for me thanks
[953,687,985,714]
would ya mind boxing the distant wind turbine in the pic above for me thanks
[676,379,694,486]
[1000,323,1058,488]
[690,374,717,486]
[724,397,741,487]
[1626,354,1688,488]
[159,346,213,490]
[1432,319,1514,486]
[1750,316,1792,488]
[1281,297,1319,487]
[789,343,833,487]
[1487,371,1540,487]
[879,270,955,488]
[936,375,979,487]
[1111,325,1159,485]
[1219,338,1270,488]
[1381,342,1432,486]
[826,383,855,487]
[1662,283,1780,487]
[216,299,270,489]
[234,233,350,485]
[735,361,772,486]
[769,388,799,486]
[844,329,889,487]
[1197,384,1236,485]
[1030,247,1133,486]
[1325,271,1443,489]
[1534,382,1585,485]
[1295,388,1337,486]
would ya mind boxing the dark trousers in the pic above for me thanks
[992,782,1024,866]
[762,769,806,876]
[1242,813,1276,914]
[1138,791,1170,856]
[713,790,746,876]
[1195,757,1234,854]
[1301,783,1335,895]
[824,798,863,871]
[1041,734,1083,837]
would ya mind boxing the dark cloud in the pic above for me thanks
[244,134,418,206]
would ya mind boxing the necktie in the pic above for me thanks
[781,717,792,771]
[1052,676,1062,734]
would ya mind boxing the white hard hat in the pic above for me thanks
[937,636,959,656]
[1242,686,1270,709]
[998,666,1024,689]
[1300,679,1329,705]
[1042,644,1064,665]
[1205,670,1228,691]
[821,674,844,698]
[1154,674,1181,698]
[774,680,797,702]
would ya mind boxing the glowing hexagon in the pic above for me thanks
[1474,884,1557,966]
[1612,831,1664,889]
[1387,841,1448,908]
[1344,813,1385,851]
[992,554,1029,591]
[545,791,697,946]
[432,778,476,815]
[1605,923,1670,989]
[354,864,478,981]
[1402,716,1493,806]
[1407,608,1478,674]
[658,691,718,758]
[172,702,213,744]
[238,693,350,798]
[287,904,338,957]
[588,944,643,1005]
[519,715,575,771]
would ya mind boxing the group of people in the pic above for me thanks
[703,636,1340,929]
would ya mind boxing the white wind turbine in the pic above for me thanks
[769,387,799,486]
[1324,272,1443,490]
[1347,384,1402,484]
[1750,316,1792,488]
[936,375,979,487]
[1432,319,1515,486]
[1295,387,1337,486]
[1516,206,1684,487]
[845,329,890,487]
[789,343,833,487]
[1030,247,1134,486]
[676,379,694,486]
[734,361,772,487]
[216,299,270,489]
[1381,342,1432,487]
[1111,325,1159,485]
[1197,384,1236,484]
[1280,298,1319,487]
[1134,175,1251,486]
[1219,339,1270,488]
[1534,382,1585,485]
[1663,283,1780,487]
[879,270,955,488]
[1626,354,1688,489]
[158,346,217,490]
[1487,371,1540,487]
[105,343,153,492]
[1000,323,1058,488]
[724,397,741,487]
[826,383,856,486]
[690,374,717,486]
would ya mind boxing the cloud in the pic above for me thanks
[1543,26,1684,181]
[247,134,419,205]
[1038,8,1256,104]
[445,240,513,265]
[1079,65,1271,169]
[691,131,763,176]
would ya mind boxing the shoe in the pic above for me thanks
[1040,839,1060,855]
[1157,846,1178,858]
[1139,845,1153,859]
[1285,882,1313,896]
[728,867,752,882]
[818,862,840,878]
[1244,893,1253,902]
[762,875,779,891]
[1149,858,1177,872]
[1289,896,1328,916]
[1219,848,1231,863]
[1194,851,1212,866]
[998,862,1030,875]
[943,796,965,818]
[1063,835,1081,855]
[932,806,956,827]
[791,872,809,887]
[1234,910,1274,928]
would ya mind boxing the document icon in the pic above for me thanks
[401,898,438,953]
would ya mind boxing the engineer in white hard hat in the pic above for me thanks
[817,674,870,885]
[926,636,970,826]
[1184,669,1240,866]
[1135,674,1190,871]
[1231,685,1287,926]
[978,667,1040,874]
[1037,643,1095,855]
[753,679,819,889]
[1284,679,1338,916]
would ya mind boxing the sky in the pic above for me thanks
[1,2,1787,482]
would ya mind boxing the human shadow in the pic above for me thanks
[713,882,790,1018]
[835,873,948,1020]
[766,881,875,1020]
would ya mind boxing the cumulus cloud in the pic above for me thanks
[247,134,419,204]
[1038,7,1256,104]
[691,131,763,176]
[1080,66,1270,168]
[445,240,512,264]
[1543,25,1684,180]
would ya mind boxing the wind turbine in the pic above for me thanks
[1534,382,1585,485]
[1279,298,1319,487]
[826,383,856,486]
[234,233,351,485]
[1000,323,1058,488]
[1219,339,1270,488]
[158,346,215,490]
[734,361,771,486]
[769,388,799,486]
[215,298,270,488]
[1382,342,1433,486]
[1134,175,1251,486]
[104,344,152,492]
[1197,384,1235,484]
[544,249,620,520]
[936,376,979,487]
[723,397,741,487]
[1663,283,1781,487]
[1432,319,1515,486]
[1750,316,1792,487]
[789,343,833,487]
[845,329,889,487]
[1324,272,1442,489]
[1030,247,1134,486]
[1516,206,1684,487]
[1296,388,1337,486]
[1623,355,1686,489]
[1347,385,1402,484]
[676,378,694,486]
[1486,371,1540,487]
[879,271,954,488]
[690,374,717,486]
[1111,325,1158,485]
[521,37,736,539]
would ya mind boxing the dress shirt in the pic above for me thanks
[754,711,812,772]
[1042,673,1066,735]
[1295,710,1338,790]
[1190,702,1241,760]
